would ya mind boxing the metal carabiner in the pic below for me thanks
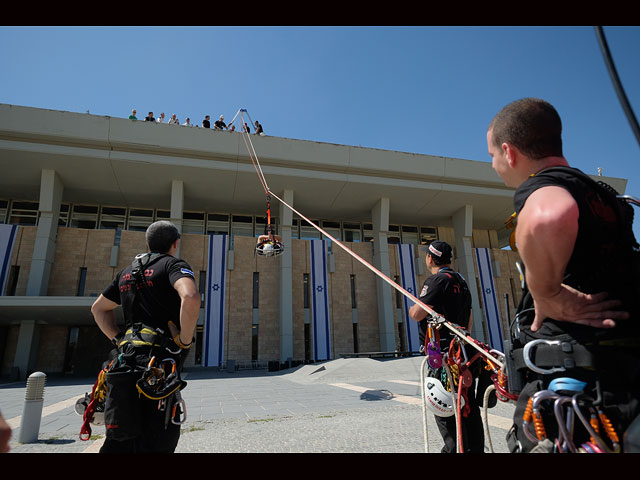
[171,392,187,425]
[523,339,566,375]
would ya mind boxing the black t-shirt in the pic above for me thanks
[103,253,196,331]
[214,120,226,129]
[202,119,210,128]
[513,166,640,342]
[417,267,472,348]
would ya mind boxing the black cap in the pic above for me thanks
[427,240,452,264]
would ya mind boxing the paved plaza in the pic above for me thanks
[1,356,515,453]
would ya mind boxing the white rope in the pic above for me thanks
[420,356,430,453]
[483,384,497,453]
[237,108,511,454]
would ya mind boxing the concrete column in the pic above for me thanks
[13,320,40,381]
[452,205,485,343]
[371,198,395,351]
[26,169,63,296]
[170,179,184,256]
[278,190,294,363]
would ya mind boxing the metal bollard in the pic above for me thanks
[18,371,46,443]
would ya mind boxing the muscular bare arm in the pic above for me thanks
[516,185,628,331]
[91,294,121,341]
[173,276,200,345]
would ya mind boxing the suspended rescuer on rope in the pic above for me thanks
[90,220,200,453]
[487,97,640,453]
[409,241,493,453]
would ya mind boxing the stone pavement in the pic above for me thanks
[1,356,515,453]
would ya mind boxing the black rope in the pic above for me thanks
[594,26,640,151]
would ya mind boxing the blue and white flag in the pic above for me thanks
[397,244,421,352]
[474,248,504,352]
[0,224,18,296]
[204,234,228,367]
[310,240,332,361]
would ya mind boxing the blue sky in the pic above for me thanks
[1,26,639,236]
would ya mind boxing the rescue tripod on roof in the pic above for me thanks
[229,108,284,258]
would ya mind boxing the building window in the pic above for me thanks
[58,204,69,227]
[199,271,207,307]
[420,227,438,245]
[70,205,98,229]
[291,219,300,239]
[128,208,154,232]
[63,327,79,373]
[5,265,19,296]
[252,325,259,361]
[303,273,310,309]
[388,224,401,244]
[343,222,361,242]
[100,206,126,245]
[0,199,7,223]
[352,323,359,353]
[304,324,311,361]
[401,225,419,245]
[321,220,341,241]
[77,267,87,296]
[252,272,259,309]
[8,200,39,226]
[206,213,229,235]
[350,274,357,309]
[182,211,205,234]
[300,219,321,240]
[156,210,170,220]
[363,223,373,242]
[230,215,253,248]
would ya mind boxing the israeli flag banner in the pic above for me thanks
[397,243,421,352]
[204,234,227,367]
[310,240,332,361]
[474,248,504,352]
[0,224,18,296]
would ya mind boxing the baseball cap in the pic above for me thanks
[427,240,452,264]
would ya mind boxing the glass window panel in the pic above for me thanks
[70,204,98,229]
[300,219,321,240]
[206,213,229,235]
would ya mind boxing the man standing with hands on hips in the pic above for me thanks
[487,97,640,452]
[91,220,200,453]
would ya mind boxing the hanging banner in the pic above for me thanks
[0,224,18,296]
[204,234,228,367]
[397,243,421,352]
[310,239,331,361]
[474,248,504,352]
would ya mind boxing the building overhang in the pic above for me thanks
[0,296,123,326]
[0,103,628,237]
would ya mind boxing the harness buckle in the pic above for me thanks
[523,339,567,375]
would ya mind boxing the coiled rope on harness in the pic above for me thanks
[79,360,112,441]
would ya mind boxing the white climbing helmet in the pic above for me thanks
[424,377,463,417]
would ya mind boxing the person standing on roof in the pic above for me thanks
[214,115,227,130]
[254,120,264,135]
[487,97,640,452]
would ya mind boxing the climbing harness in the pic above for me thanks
[136,356,187,401]
[255,195,284,257]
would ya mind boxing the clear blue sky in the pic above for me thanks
[1,26,639,237]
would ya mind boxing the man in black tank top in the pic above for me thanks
[487,98,640,453]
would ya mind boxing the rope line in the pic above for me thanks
[235,107,504,369]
